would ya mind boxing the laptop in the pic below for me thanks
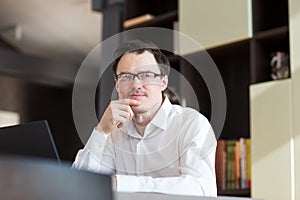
[0,120,60,164]
[0,157,113,200]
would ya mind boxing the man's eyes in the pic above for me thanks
[122,74,133,78]
[118,72,156,81]
[140,73,152,78]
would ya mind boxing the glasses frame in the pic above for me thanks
[116,72,164,82]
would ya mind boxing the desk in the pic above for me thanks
[115,192,261,200]
[0,157,260,200]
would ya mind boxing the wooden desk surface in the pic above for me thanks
[114,192,260,200]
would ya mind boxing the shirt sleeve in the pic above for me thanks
[72,129,115,175]
[115,114,217,197]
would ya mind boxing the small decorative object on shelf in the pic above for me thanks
[270,51,290,80]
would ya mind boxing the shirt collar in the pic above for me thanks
[150,96,172,131]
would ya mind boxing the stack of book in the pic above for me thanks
[215,138,251,191]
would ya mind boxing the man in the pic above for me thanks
[73,40,217,197]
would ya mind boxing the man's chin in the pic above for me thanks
[131,106,145,114]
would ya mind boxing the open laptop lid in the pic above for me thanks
[0,120,60,164]
[0,157,113,200]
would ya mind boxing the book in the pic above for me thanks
[234,140,240,189]
[239,138,248,189]
[226,140,235,189]
[215,138,251,191]
[123,14,155,28]
[215,140,226,190]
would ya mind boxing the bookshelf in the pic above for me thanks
[98,0,293,198]
[179,0,290,198]
[215,138,251,197]
[250,1,298,200]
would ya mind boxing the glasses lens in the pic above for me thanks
[117,72,161,87]
[118,74,133,81]
[139,72,155,82]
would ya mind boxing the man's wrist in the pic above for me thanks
[96,124,111,134]
[95,125,103,133]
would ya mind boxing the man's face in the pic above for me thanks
[115,51,168,114]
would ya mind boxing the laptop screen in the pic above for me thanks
[0,157,113,200]
[0,120,60,163]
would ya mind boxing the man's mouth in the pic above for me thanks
[130,93,145,100]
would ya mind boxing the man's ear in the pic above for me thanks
[160,75,168,91]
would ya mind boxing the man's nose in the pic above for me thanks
[131,76,142,87]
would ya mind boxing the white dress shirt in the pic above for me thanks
[72,97,217,197]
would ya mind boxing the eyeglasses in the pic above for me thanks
[116,72,163,83]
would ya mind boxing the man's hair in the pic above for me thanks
[112,40,170,77]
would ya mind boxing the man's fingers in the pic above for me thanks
[112,102,135,119]
[116,122,124,128]
[129,99,141,107]
[117,99,140,106]
[109,99,139,128]
[113,110,132,127]
[115,110,132,121]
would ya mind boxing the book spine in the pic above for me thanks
[215,140,226,191]
[239,138,248,189]
[216,138,251,191]
[234,140,240,189]
[226,140,235,189]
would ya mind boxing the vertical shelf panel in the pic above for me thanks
[289,0,300,199]
[250,79,293,200]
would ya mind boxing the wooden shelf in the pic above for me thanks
[254,26,289,40]
[218,188,251,197]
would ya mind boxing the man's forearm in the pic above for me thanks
[115,174,217,197]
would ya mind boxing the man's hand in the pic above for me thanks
[96,99,140,134]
